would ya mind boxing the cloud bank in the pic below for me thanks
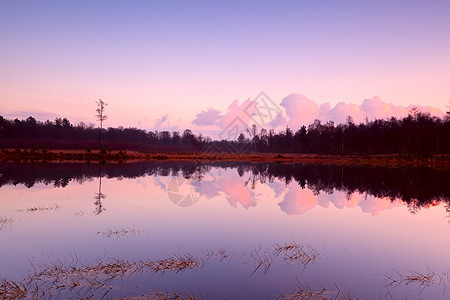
[279,94,445,129]
[192,94,445,137]
[274,94,445,129]
[192,99,258,129]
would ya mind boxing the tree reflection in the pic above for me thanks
[93,167,106,215]
[1,161,449,214]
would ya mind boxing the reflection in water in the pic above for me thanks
[1,162,450,299]
[167,176,202,207]
[278,183,406,216]
[0,161,449,215]
[93,168,106,215]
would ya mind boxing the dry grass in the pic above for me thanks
[149,255,201,273]
[96,227,150,239]
[0,216,14,231]
[16,203,60,213]
[278,279,359,300]
[4,148,449,167]
[119,288,203,299]
[249,242,319,277]
[0,242,364,299]
[0,249,205,298]
[30,254,200,280]
[0,279,28,299]
[204,248,232,262]
[404,271,435,285]
[250,245,273,276]
[74,210,85,217]
[384,266,437,294]
[21,253,202,298]
[273,242,319,267]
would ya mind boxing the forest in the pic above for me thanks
[1,109,449,156]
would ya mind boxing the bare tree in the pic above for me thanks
[95,99,108,148]
[409,106,420,119]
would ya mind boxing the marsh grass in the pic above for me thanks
[204,248,232,262]
[119,288,203,299]
[249,242,319,277]
[96,227,150,239]
[273,242,319,267]
[278,279,359,300]
[74,210,85,217]
[250,245,273,276]
[0,216,14,231]
[150,255,201,274]
[0,242,363,299]
[27,253,201,297]
[384,266,439,294]
[0,279,28,299]
[16,203,60,213]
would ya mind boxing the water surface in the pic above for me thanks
[0,162,449,299]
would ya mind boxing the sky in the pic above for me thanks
[1,0,449,137]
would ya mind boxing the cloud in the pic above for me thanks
[180,93,446,138]
[219,99,257,128]
[360,96,406,120]
[268,111,288,128]
[321,101,365,124]
[273,93,445,130]
[279,94,320,129]
[192,108,223,126]
[154,114,168,128]
[149,114,184,132]
[192,93,444,137]
[191,99,259,140]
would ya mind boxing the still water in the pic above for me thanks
[0,162,449,299]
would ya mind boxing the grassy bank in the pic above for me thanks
[1,148,450,167]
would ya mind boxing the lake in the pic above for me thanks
[0,162,449,299]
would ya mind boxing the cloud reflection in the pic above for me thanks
[279,182,403,216]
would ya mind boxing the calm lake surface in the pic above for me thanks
[1,162,449,299]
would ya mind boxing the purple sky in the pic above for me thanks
[1,0,449,136]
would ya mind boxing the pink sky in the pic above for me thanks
[1,1,449,137]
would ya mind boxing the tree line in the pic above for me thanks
[0,115,205,152]
[230,110,450,156]
[1,109,449,156]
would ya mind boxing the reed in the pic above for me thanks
[273,242,318,267]
[204,248,232,262]
[96,227,149,239]
[384,266,436,293]
[148,255,200,274]
[22,253,202,298]
[16,204,60,212]
[278,279,359,300]
[118,288,202,299]
[250,245,273,276]
[0,279,28,299]
[31,255,201,280]
[0,216,14,231]
[0,242,360,299]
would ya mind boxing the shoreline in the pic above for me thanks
[1,148,450,167]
